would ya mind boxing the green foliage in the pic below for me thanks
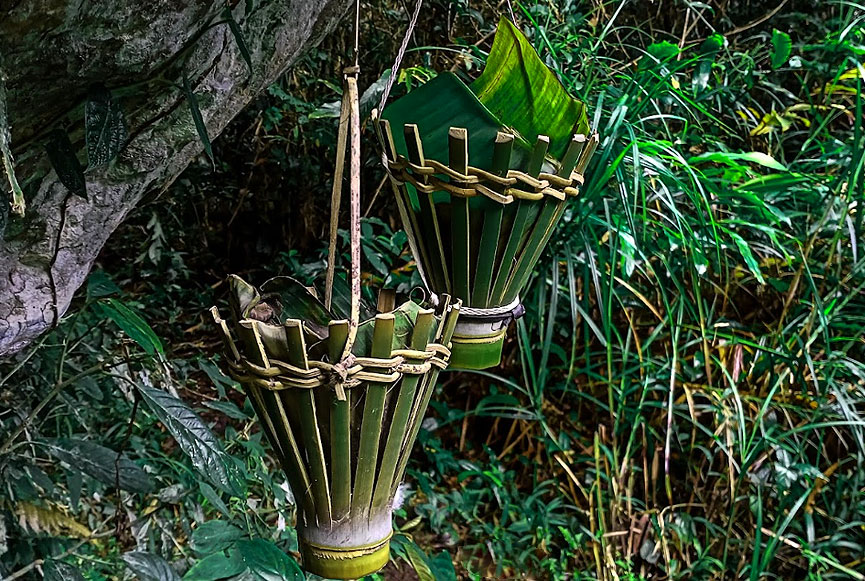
[771,29,793,69]
[121,551,181,581]
[137,386,245,497]
[95,298,164,355]
[43,438,153,493]
[3,2,865,581]
[223,8,253,76]
[43,559,86,581]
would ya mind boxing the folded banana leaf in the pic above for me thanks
[471,17,590,159]
[382,17,589,171]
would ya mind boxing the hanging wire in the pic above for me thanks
[376,0,423,117]
[354,0,361,67]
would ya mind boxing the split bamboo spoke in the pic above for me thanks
[285,319,332,526]
[371,309,436,512]
[328,320,352,521]
[449,128,472,304]
[351,314,396,519]
[474,132,513,307]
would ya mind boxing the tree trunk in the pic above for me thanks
[0,0,350,357]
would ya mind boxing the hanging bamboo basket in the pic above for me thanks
[209,53,463,578]
[212,277,460,579]
[377,18,599,369]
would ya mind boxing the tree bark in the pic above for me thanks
[0,0,350,357]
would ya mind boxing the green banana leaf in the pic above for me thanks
[382,72,532,173]
[382,17,589,170]
[470,17,589,159]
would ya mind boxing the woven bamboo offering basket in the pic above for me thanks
[378,17,599,370]
[210,52,464,577]
[212,278,460,579]
[380,122,598,369]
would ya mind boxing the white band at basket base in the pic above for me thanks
[456,296,521,318]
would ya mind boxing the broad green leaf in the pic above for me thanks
[138,386,245,496]
[728,231,765,284]
[121,552,181,581]
[228,274,260,320]
[639,41,680,70]
[43,438,153,493]
[199,481,231,517]
[403,539,435,581]
[67,470,83,511]
[43,560,86,581]
[86,270,121,299]
[382,18,588,177]
[199,359,240,398]
[737,172,811,194]
[85,84,128,168]
[470,17,589,158]
[314,271,375,323]
[202,399,249,420]
[689,151,787,171]
[383,72,531,175]
[191,521,244,556]
[96,298,163,355]
[258,276,334,327]
[183,72,214,166]
[699,33,725,55]
[352,299,423,356]
[184,550,246,580]
[363,242,390,275]
[770,29,792,69]
[429,551,457,581]
[46,128,86,197]
[236,539,303,581]
[693,34,724,93]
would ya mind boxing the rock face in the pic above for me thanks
[0,0,349,357]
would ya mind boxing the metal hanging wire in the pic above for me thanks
[376,0,423,118]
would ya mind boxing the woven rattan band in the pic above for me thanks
[224,343,451,393]
[384,155,582,204]
[212,308,451,396]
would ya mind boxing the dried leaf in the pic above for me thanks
[15,501,90,538]
[85,83,128,168]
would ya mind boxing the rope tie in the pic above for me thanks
[329,352,356,400]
